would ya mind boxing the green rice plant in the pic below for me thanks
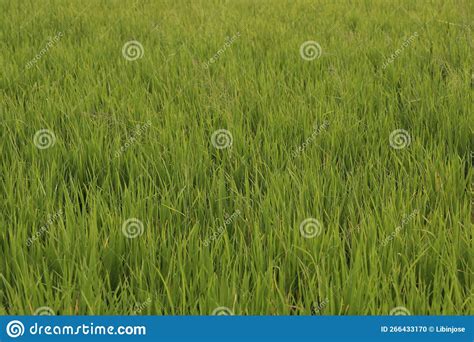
[0,0,472,315]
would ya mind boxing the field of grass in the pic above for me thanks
[1,0,472,315]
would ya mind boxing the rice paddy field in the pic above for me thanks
[0,0,472,316]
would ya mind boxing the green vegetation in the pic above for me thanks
[1,0,472,315]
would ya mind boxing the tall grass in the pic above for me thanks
[0,0,472,315]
